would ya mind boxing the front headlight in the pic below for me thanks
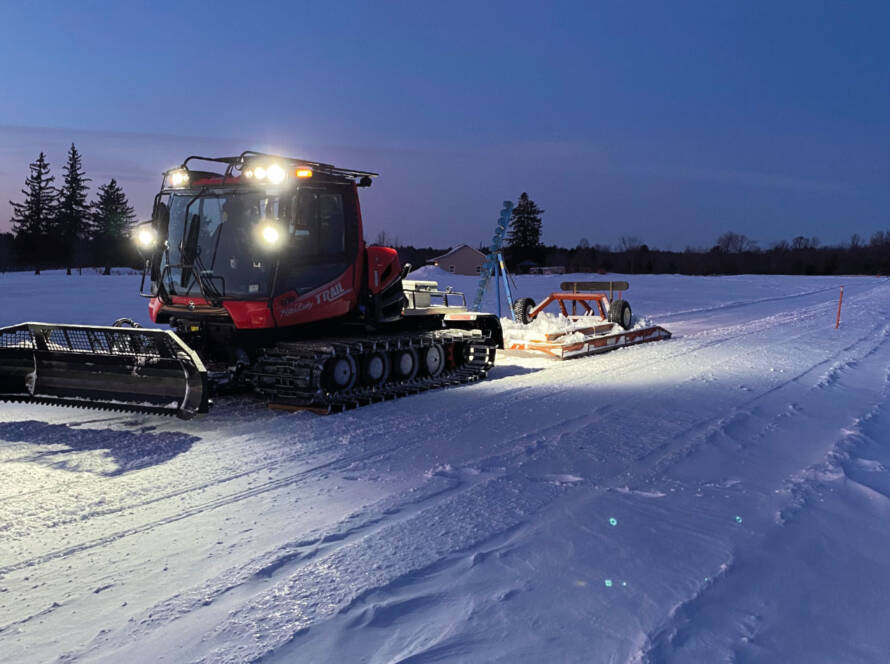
[244,162,287,184]
[168,170,189,187]
[261,224,280,244]
[256,220,285,249]
[134,223,158,250]
[266,163,286,184]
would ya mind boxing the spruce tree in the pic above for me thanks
[91,178,136,275]
[9,152,57,274]
[55,143,91,274]
[506,192,544,267]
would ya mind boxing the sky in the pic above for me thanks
[1,1,888,250]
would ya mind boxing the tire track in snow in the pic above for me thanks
[654,283,845,320]
[628,318,890,484]
[0,437,425,576]
[629,328,890,662]
[14,278,870,577]
[0,402,444,555]
[78,475,567,664]
[52,411,609,663]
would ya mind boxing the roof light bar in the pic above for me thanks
[168,170,189,187]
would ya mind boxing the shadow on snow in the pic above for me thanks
[0,420,200,476]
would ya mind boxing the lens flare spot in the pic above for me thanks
[261,225,280,245]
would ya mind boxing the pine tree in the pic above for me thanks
[506,192,544,266]
[55,143,91,274]
[91,178,136,275]
[9,152,57,274]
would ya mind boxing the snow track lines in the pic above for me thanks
[4,275,890,663]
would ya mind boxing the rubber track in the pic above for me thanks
[247,328,496,413]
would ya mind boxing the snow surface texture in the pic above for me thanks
[2,268,890,663]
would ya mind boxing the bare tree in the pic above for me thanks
[791,236,819,250]
[716,231,757,253]
[372,231,400,248]
[618,236,642,252]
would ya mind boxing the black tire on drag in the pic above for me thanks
[513,297,536,325]
[608,299,632,330]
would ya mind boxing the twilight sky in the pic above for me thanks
[1,1,888,250]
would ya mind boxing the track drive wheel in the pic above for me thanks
[360,351,391,386]
[392,348,419,381]
[608,299,632,330]
[324,355,357,391]
[422,343,445,378]
[513,297,536,325]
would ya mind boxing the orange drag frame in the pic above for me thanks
[505,281,671,360]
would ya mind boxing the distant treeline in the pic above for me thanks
[394,230,890,277]
[4,144,889,278]
[505,232,890,276]
[5,231,890,277]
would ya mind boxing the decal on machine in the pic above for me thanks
[278,299,313,317]
[276,280,353,319]
[315,282,351,305]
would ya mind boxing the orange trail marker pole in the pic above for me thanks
[835,286,844,329]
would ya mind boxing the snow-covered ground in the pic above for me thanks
[2,267,890,663]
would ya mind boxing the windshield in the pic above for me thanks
[160,186,353,299]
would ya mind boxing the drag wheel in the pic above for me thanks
[513,297,536,325]
[323,355,357,391]
[360,351,391,386]
[391,348,419,381]
[608,299,632,330]
[422,343,445,378]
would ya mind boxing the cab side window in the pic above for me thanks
[292,189,346,261]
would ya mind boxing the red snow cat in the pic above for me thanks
[0,152,502,418]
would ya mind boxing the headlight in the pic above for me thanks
[266,164,286,184]
[168,170,189,187]
[262,224,280,244]
[256,221,284,248]
[133,224,158,252]
[244,162,287,184]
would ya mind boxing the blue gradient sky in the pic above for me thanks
[2,1,888,249]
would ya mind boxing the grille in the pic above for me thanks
[0,324,179,358]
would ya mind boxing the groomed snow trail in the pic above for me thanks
[1,271,889,663]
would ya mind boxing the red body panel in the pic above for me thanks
[271,268,358,327]
[191,176,243,186]
[150,296,277,329]
[366,246,401,294]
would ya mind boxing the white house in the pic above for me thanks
[427,244,487,276]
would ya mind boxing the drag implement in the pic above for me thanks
[0,322,209,418]
[504,281,671,360]
[0,151,501,418]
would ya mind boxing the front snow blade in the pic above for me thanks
[0,322,209,418]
